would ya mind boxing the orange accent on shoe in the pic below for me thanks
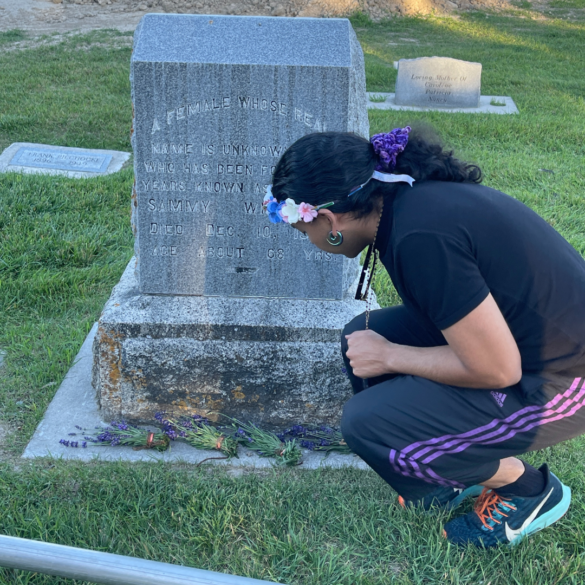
[442,529,447,538]
[474,487,517,531]
[398,496,406,508]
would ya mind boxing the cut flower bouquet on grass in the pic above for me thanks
[59,413,352,465]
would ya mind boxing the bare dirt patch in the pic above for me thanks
[0,0,514,37]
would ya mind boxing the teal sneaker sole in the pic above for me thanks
[509,480,571,546]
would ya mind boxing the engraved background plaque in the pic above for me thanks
[10,147,112,173]
[131,14,368,299]
[395,56,482,109]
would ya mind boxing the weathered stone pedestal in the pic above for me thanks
[92,14,372,427]
[93,259,368,428]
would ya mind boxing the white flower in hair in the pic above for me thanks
[280,198,301,224]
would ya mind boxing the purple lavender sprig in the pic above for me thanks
[61,421,170,452]
[281,425,351,454]
[157,412,238,458]
[228,418,302,467]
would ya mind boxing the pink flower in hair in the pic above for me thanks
[298,202,318,222]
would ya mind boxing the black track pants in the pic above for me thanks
[340,305,585,500]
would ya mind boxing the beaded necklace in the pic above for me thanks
[354,200,384,330]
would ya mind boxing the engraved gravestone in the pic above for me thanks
[131,14,368,299]
[93,15,370,428]
[395,57,482,109]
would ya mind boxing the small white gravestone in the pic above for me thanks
[395,56,482,109]
[0,143,130,179]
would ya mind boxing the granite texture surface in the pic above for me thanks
[24,322,368,472]
[130,14,368,298]
[93,258,372,427]
[0,143,130,179]
[395,56,482,109]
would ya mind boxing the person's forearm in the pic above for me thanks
[387,343,512,389]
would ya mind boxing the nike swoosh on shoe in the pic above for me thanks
[505,487,553,542]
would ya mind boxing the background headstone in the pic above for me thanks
[93,15,371,428]
[131,14,367,299]
[395,56,481,109]
[0,143,130,179]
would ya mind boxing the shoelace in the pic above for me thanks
[474,488,517,530]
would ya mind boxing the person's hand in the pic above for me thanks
[345,330,401,379]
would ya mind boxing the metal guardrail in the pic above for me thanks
[0,535,283,585]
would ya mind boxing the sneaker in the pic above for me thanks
[443,464,571,547]
[398,484,484,511]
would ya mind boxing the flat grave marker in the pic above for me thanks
[0,143,130,178]
[11,147,112,173]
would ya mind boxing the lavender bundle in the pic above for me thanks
[232,421,302,467]
[279,425,352,454]
[156,413,239,459]
[63,422,170,452]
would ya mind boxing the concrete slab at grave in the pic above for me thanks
[24,321,368,472]
[0,143,130,179]
[367,93,519,115]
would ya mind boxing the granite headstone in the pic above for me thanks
[395,56,482,109]
[131,14,367,299]
[93,15,371,428]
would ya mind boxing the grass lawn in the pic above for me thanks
[0,9,584,584]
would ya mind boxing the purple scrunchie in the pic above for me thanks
[370,126,411,172]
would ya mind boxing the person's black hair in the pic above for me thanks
[271,124,482,219]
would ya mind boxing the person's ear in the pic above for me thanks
[317,208,339,232]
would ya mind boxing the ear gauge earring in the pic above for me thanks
[326,231,343,246]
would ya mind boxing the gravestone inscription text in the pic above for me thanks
[10,147,112,173]
[131,15,368,299]
[395,56,482,108]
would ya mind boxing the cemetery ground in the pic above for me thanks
[0,8,584,585]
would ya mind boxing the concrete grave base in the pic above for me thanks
[23,322,368,471]
[366,93,519,114]
[92,258,371,429]
[0,143,131,179]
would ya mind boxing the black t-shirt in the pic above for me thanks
[376,180,585,395]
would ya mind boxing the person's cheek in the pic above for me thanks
[306,230,320,248]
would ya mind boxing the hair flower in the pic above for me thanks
[262,187,285,223]
[298,202,318,223]
[280,198,301,224]
[262,185,334,225]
